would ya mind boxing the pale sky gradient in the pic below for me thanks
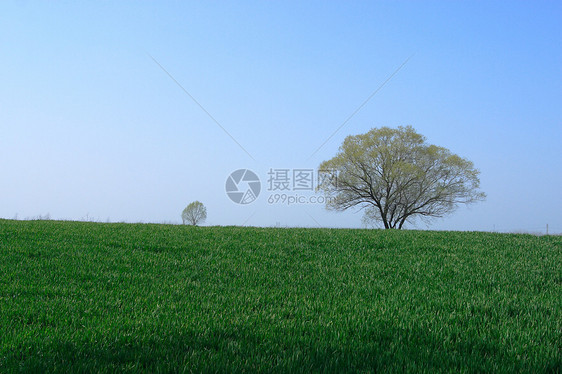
[1,1,561,233]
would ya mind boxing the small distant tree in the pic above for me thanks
[182,201,207,226]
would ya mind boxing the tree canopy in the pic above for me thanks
[182,201,207,226]
[318,126,485,229]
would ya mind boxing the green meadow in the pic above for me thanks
[0,219,560,372]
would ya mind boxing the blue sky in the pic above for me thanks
[1,1,561,233]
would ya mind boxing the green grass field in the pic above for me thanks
[0,219,560,373]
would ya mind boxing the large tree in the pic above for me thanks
[318,126,485,229]
[182,201,207,226]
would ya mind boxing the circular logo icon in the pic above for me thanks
[225,169,261,204]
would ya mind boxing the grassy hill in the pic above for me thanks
[0,219,560,372]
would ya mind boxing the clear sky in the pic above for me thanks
[1,1,561,233]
